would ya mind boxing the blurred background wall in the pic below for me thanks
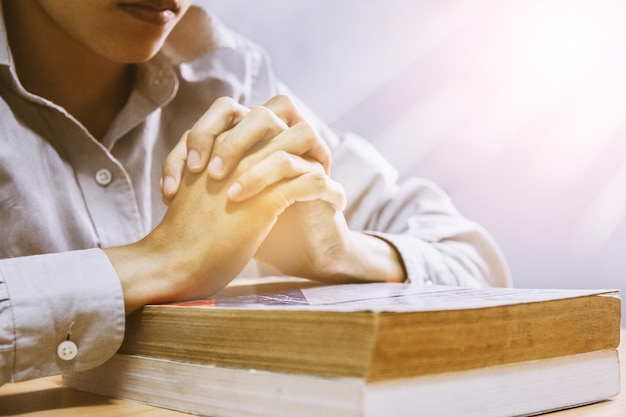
[200,0,626,317]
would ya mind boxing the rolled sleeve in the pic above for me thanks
[0,249,125,384]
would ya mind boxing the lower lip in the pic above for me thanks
[118,4,176,25]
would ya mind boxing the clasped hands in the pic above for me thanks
[109,95,405,314]
[157,95,359,296]
[163,94,351,272]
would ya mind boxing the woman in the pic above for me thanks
[0,0,510,385]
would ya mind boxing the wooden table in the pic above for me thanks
[1,331,624,416]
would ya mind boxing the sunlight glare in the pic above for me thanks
[515,0,626,91]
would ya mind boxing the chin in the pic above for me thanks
[108,42,166,64]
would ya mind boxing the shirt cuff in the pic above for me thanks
[367,231,511,288]
[0,248,125,383]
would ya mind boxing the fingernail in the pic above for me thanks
[163,176,177,196]
[187,149,202,170]
[227,182,242,200]
[208,156,223,176]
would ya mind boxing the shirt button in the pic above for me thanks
[57,340,78,361]
[95,168,113,186]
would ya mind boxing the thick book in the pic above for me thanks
[116,278,621,381]
[63,349,621,417]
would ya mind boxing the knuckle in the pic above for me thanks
[213,130,242,157]
[294,120,316,135]
[222,131,245,156]
[200,96,246,130]
[267,192,292,215]
[266,94,300,125]
[213,130,229,146]
[307,172,328,190]
[293,122,331,166]
[250,105,274,119]
[213,96,238,109]
[293,122,319,146]
[251,106,285,131]
[273,150,295,170]
[187,127,212,148]
[311,160,326,174]
[218,97,249,121]
[273,94,295,109]
[186,134,199,149]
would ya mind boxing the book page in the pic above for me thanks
[168,279,618,312]
[299,284,617,311]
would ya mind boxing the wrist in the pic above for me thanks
[104,230,191,314]
[310,229,406,284]
[104,243,163,315]
[340,232,406,283]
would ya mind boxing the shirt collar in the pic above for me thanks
[101,6,240,146]
[100,53,179,147]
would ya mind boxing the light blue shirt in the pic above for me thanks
[0,5,510,385]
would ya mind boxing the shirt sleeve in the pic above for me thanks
[328,130,511,288]
[0,248,125,385]
[275,84,511,288]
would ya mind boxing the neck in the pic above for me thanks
[3,1,134,139]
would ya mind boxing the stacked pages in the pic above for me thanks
[64,278,621,417]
